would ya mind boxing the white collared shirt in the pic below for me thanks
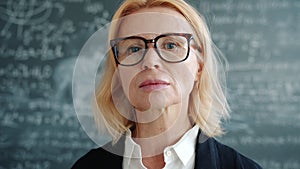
[123,125,199,169]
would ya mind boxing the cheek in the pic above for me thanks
[174,68,195,98]
[171,55,199,97]
[112,67,144,118]
[118,67,138,98]
[117,67,151,110]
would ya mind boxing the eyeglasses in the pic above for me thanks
[110,33,193,66]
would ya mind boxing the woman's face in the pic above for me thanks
[115,7,200,112]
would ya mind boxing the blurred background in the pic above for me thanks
[0,0,299,168]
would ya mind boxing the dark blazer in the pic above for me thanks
[71,130,262,169]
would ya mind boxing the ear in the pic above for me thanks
[195,60,203,82]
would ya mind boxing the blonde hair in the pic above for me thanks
[95,0,230,143]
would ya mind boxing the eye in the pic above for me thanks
[164,42,177,50]
[127,46,142,54]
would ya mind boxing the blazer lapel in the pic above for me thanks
[194,130,220,169]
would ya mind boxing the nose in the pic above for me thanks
[141,48,161,70]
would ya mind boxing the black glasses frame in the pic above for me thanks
[110,33,193,66]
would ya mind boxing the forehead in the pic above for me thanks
[117,7,194,38]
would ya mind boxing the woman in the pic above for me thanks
[71,0,262,168]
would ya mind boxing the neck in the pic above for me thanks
[132,99,192,157]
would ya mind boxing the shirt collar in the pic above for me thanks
[124,125,200,166]
[124,129,141,157]
[171,125,199,166]
[123,130,142,167]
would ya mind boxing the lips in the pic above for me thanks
[138,79,170,92]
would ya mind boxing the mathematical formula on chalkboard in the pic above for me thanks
[1,0,299,169]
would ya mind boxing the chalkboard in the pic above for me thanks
[0,0,299,169]
[197,1,300,168]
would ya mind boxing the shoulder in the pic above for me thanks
[213,138,262,168]
[195,135,263,169]
[70,142,124,169]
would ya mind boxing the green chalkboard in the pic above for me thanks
[0,0,299,168]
